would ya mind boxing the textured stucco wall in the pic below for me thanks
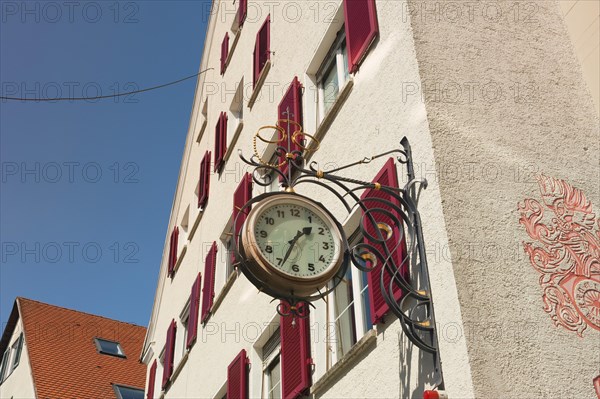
[144,1,475,398]
[0,317,36,399]
[406,0,600,397]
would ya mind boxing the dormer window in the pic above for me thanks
[94,338,125,358]
[113,384,144,399]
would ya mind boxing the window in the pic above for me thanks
[361,158,408,325]
[10,333,23,372]
[227,349,249,399]
[214,113,228,173]
[279,304,312,398]
[224,237,236,276]
[0,349,9,383]
[327,232,372,367]
[201,242,218,323]
[233,173,253,239]
[167,226,179,277]
[262,329,281,399]
[198,151,211,209]
[221,33,229,75]
[94,338,126,358]
[197,99,208,143]
[186,273,201,349]
[113,384,144,399]
[253,15,271,88]
[317,29,350,122]
[162,320,176,389]
[277,77,304,179]
[229,78,244,142]
[179,299,190,359]
[147,360,157,399]
[180,206,190,242]
[237,0,247,28]
[343,0,379,73]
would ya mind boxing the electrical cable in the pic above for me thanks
[0,68,213,102]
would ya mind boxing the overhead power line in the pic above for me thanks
[0,68,213,102]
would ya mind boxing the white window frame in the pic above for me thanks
[9,333,23,373]
[94,337,126,358]
[178,298,191,361]
[261,329,281,399]
[0,349,10,383]
[113,383,145,399]
[316,29,349,124]
[326,231,371,367]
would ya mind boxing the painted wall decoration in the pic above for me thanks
[518,174,600,336]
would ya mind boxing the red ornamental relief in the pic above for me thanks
[518,174,600,337]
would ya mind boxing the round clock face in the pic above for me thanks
[241,194,344,292]
[253,202,337,278]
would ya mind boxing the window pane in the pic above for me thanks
[11,334,23,370]
[342,42,350,81]
[95,338,125,357]
[267,357,281,399]
[0,350,9,381]
[334,267,357,357]
[322,62,339,115]
[115,385,144,399]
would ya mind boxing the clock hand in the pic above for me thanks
[281,227,313,267]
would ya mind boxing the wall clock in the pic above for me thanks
[240,193,347,298]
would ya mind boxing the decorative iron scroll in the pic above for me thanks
[232,120,444,390]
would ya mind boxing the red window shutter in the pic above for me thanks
[221,113,228,166]
[198,151,211,209]
[162,319,177,389]
[187,272,202,348]
[238,0,247,27]
[233,173,253,239]
[221,33,229,75]
[343,0,379,73]
[214,114,223,172]
[173,226,179,270]
[253,15,270,87]
[201,242,218,323]
[361,158,408,325]
[146,359,157,399]
[227,349,249,399]
[167,227,179,277]
[277,77,303,178]
[280,306,312,399]
[253,45,258,88]
[167,230,174,276]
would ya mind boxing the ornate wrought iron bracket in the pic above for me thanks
[233,120,445,390]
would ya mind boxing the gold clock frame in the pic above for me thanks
[241,193,345,297]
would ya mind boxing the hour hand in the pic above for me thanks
[302,227,312,236]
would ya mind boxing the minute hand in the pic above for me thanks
[281,227,312,266]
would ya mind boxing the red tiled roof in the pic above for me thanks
[17,297,147,399]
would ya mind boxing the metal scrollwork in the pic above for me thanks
[233,115,444,390]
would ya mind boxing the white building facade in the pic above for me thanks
[141,1,599,398]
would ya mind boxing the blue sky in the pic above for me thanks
[0,1,208,328]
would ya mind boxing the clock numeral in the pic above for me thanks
[292,264,300,273]
[308,216,312,223]
[308,263,315,272]
[322,242,330,250]
[276,257,283,266]
[291,209,300,217]
[265,245,273,254]
[277,210,285,218]
[319,255,326,263]
[260,230,267,238]
[266,217,275,225]
[318,227,325,235]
